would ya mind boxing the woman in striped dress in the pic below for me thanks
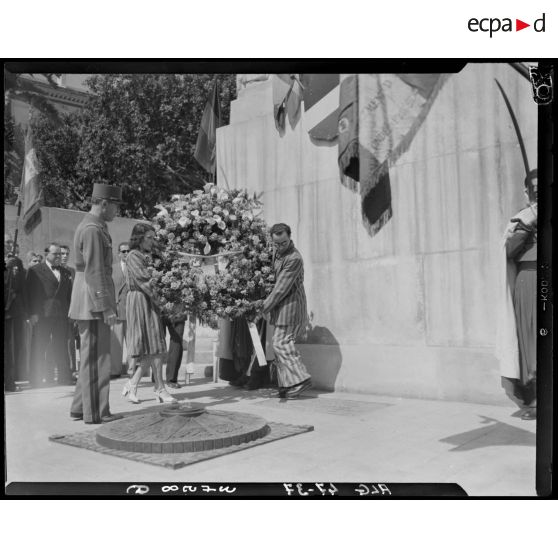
[122,223,176,404]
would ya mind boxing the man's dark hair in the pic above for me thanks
[60,245,70,252]
[44,242,61,254]
[118,241,130,251]
[270,223,291,237]
[129,223,155,251]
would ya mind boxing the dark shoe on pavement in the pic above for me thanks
[284,378,312,399]
[84,413,124,425]
[230,375,249,387]
[70,412,83,420]
[277,387,288,398]
[167,381,181,389]
[521,408,536,420]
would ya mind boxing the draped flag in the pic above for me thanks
[19,125,43,234]
[273,74,303,134]
[338,73,448,236]
[300,74,340,144]
[195,79,222,175]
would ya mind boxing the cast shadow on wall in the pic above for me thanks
[298,312,343,391]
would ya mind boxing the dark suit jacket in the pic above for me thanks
[4,259,27,318]
[65,265,76,282]
[113,261,128,320]
[26,262,72,319]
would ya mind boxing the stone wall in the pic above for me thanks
[217,64,537,405]
[4,205,141,267]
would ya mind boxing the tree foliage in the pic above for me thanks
[4,110,23,204]
[29,74,236,218]
[4,71,62,203]
[32,112,83,209]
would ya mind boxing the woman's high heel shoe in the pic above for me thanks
[154,388,177,403]
[122,381,140,404]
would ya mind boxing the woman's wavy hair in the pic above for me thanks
[129,223,155,251]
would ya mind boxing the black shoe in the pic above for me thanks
[230,375,248,387]
[284,379,312,399]
[521,408,536,420]
[70,412,83,420]
[277,387,288,398]
[167,381,181,389]
[84,413,124,425]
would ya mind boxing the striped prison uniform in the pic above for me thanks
[262,241,311,388]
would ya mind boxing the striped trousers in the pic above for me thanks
[272,324,311,388]
[71,320,111,423]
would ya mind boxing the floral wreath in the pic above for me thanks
[149,184,275,326]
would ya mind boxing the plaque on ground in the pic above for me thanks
[50,419,314,469]
[95,403,270,454]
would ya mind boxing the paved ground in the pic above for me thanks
[4,373,536,496]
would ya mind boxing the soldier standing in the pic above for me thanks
[69,183,123,424]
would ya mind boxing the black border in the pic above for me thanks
[2,59,555,499]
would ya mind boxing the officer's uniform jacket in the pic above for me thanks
[68,213,116,320]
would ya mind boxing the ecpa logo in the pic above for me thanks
[468,13,546,37]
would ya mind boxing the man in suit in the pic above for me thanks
[260,223,312,399]
[26,242,73,386]
[60,244,78,380]
[5,253,27,391]
[69,183,123,424]
[60,245,75,280]
[110,241,133,378]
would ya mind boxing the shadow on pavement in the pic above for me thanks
[113,384,321,418]
[439,415,536,451]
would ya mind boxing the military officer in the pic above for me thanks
[69,183,123,424]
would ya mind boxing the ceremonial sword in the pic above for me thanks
[494,78,531,178]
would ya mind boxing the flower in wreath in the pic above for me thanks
[151,184,274,324]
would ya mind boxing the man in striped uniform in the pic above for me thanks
[69,183,123,424]
[261,223,312,399]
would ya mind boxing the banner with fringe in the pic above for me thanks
[338,73,449,236]
[19,125,44,235]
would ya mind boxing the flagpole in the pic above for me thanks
[13,200,22,254]
[213,75,219,187]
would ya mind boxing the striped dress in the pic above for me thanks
[125,249,167,358]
